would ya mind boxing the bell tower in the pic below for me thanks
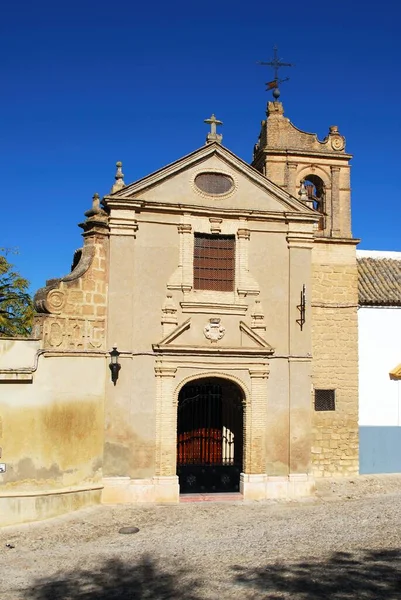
[252,100,353,239]
[253,50,359,481]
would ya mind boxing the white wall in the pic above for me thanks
[359,307,401,426]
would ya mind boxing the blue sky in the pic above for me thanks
[2,0,401,293]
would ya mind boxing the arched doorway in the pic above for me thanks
[177,377,244,494]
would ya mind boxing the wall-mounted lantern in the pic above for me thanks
[109,346,121,385]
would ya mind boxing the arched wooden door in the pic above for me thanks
[177,378,243,493]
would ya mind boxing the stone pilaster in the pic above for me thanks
[286,162,298,197]
[330,166,341,236]
[178,222,192,294]
[154,363,179,502]
[236,228,259,297]
[244,368,269,474]
[241,368,269,500]
[154,363,178,477]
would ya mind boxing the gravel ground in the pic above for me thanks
[1,474,401,599]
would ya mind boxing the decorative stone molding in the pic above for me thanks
[46,290,66,314]
[237,228,250,240]
[209,217,222,234]
[108,217,138,237]
[286,232,315,249]
[161,294,178,337]
[239,321,274,351]
[34,245,96,313]
[203,318,226,343]
[177,223,192,234]
[154,364,177,377]
[180,301,247,315]
[33,204,108,351]
[249,368,270,379]
[329,126,345,151]
[111,161,125,193]
[173,371,250,407]
[43,317,105,350]
[250,299,266,331]
[191,168,238,200]
[155,318,191,347]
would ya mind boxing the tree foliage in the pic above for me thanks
[0,251,33,337]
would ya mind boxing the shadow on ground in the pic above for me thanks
[233,549,401,599]
[24,549,401,599]
[25,555,201,600]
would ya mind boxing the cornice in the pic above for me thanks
[260,149,353,161]
[151,345,275,357]
[314,236,361,247]
[104,199,318,224]
[180,302,248,315]
[105,142,317,216]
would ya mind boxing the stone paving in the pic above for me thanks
[1,474,401,599]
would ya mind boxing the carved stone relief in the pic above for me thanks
[204,318,225,343]
[43,317,105,350]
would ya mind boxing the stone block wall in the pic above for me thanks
[311,245,359,477]
[33,216,109,351]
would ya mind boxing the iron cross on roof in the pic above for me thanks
[258,46,294,100]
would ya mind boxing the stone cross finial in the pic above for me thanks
[204,114,223,144]
[111,161,125,193]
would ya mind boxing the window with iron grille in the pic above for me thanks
[194,234,235,291]
[314,389,336,411]
[194,172,234,195]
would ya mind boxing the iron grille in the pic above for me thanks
[194,234,235,291]
[314,389,336,411]
[177,379,243,494]
[194,172,234,195]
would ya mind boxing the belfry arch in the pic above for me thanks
[303,174,326,230]
[176,377,244,494]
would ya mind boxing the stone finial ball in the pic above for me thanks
[116,161,122,167]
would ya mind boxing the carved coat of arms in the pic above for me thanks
[204,318,225,342]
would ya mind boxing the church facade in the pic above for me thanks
[0,99,359,525]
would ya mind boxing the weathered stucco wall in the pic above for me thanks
[0,341,105,525]
[0,204,110,526]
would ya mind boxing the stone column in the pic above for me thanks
[154,362,179,502]
[330,166,341,236]
[286,162,298,197]
[241,367,269,500]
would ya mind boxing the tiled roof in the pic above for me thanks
[358,256,401,306]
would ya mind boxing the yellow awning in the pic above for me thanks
[389,364,401,380]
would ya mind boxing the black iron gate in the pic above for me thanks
[177,378,243,494]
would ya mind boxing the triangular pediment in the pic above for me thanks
[105,143,317,218]
[239,321,274,351]
[152,317,274,357]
